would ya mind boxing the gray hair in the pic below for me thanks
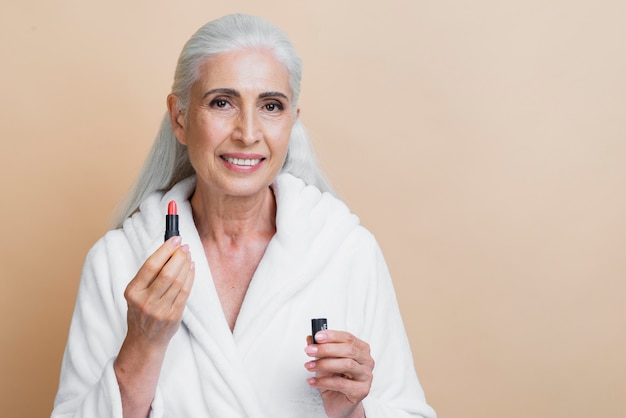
[112,14,333,228]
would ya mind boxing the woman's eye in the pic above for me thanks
[264,102,283,112]
[210,99,229,108]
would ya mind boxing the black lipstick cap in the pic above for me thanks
[311,318,327,344]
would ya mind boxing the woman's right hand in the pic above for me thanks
[114,236,195,418]
[124,236,195,348]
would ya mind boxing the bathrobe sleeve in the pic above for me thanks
[360,238,437,418]
[51,233,165,418]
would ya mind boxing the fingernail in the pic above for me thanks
[307,377,316,386]
[304,361,316,370]
[305,345,318,355]
[315,331,327,342]
[169,236,182,246]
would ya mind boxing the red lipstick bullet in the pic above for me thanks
[165,200,179,241]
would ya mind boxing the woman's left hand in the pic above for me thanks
[304,330,375,418]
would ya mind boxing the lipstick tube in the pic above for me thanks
[165,200,180,241]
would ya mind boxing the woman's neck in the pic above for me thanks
[190,184,277,247]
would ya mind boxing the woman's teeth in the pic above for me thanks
[223,156,262,166]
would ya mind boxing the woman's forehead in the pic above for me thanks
[194,49,292,96]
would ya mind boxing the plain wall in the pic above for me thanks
[1,1,625,417]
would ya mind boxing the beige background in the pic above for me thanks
[1,1,625,417]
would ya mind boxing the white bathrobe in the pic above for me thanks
[52,173,436,418]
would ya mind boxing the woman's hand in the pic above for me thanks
[114,236,195,418]
[124,236,195,347]
[304,330,375,418]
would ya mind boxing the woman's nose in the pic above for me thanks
[233,107,260,145]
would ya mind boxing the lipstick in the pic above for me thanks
[311,318,327,344]
[164,200,179,241]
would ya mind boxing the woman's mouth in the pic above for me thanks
[221,156,263,166]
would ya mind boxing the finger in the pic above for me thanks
[131,237,183,289]
[125,256,193,338]
[306,357,371,382]
[167,259,195,313]
[306,333,372,366]
[313,330,365,347]
[308,375,371,404]
[148,245,193,300]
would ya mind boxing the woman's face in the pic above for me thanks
[170,48,298,199]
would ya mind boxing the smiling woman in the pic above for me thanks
[51,13,436,418]
[170,49,296,201]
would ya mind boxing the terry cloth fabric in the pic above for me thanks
[52,173,436,418]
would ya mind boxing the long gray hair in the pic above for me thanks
[112,14,333,228]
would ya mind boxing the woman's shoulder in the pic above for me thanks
[274,173,353,218]
[274,172,380,253]
[83,228,135,268]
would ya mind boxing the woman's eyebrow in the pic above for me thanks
[202,88,289,101]
[259,91,289,101]
[202,88,240,99]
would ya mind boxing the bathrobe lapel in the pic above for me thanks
[233,174,359,355]
[127,178,264,416]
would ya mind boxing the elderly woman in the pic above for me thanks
[52,13,436,418]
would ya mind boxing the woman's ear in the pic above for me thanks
[294,107,300,124]
[167,94,187,145]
